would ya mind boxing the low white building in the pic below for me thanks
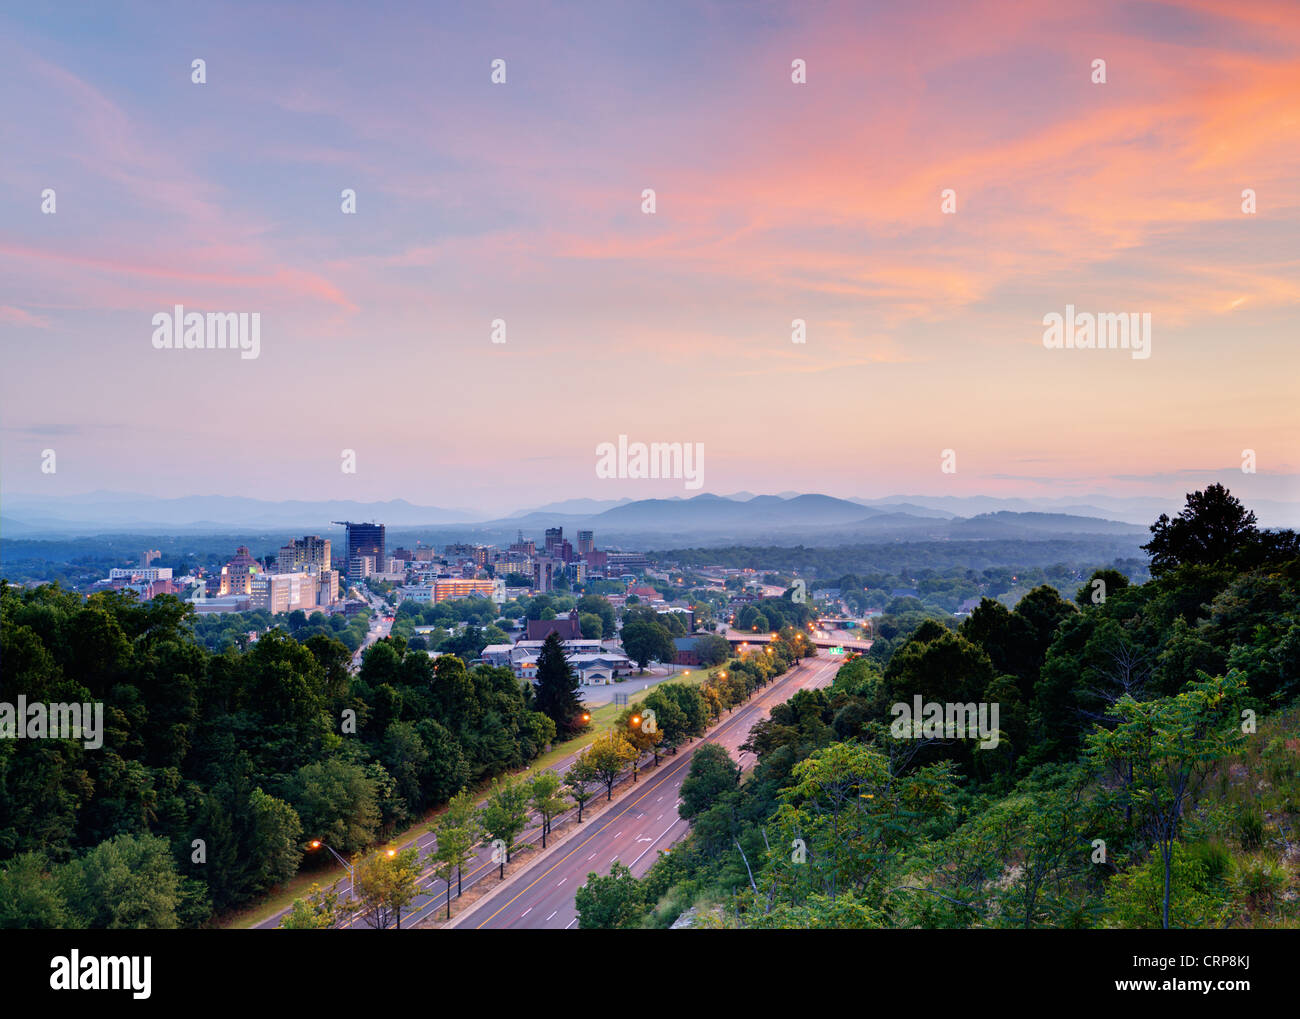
[497,638,634,685]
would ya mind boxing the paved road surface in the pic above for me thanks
[451,652,840,929]
[255,651,836,929]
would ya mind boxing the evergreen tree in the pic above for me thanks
[532,631,584,738]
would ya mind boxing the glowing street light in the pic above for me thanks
[306,839,357,911]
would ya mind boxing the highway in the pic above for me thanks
[254,648,838,929]
[448,651,840,930]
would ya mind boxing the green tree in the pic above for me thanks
[679,743,740,821]
[618,705,664,772]
[431,790,479,919]
[575,862,644,929]
[1075,568,1130,608]
[0,853,69,928]
[279,882,342,929]
[581,732,638,801]
[353,846,421,929]
[1103,844,1228,929]
[576,595,617,637]
[532,632,585,738]
[286,758,381,855]
[621,620,675,671]
[529,771,571,849]
[1085,672,1247,929]
[1143,484,1259,576]
[692,633,732,666]
[641,687,690,754]
[565,756,599,823]
[58,833,184,929]
[480,775,531,878]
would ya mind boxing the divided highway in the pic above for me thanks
[449,652,840,929]
[254,650,839,929]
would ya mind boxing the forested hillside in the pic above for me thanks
[0,588,556,927]
[579,486,1300,929]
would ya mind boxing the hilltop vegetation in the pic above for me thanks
[0,587,559,927]
[578,486,1300,929]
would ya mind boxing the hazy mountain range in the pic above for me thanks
[7,488,1279,551]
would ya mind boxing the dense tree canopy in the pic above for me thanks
[0,582,552,927]
[579,488,1300,932]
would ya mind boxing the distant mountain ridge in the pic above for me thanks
[4,488,1294,542]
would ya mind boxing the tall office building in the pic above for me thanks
[333,521,386,583]
[576,530,595,557]
[219,545,260,596]
[278,535,331,574]
[544,527,563,556]
[533,555,558,593]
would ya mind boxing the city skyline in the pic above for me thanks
[3,0,1298,515]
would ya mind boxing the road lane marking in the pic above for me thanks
[546,911,557,921]
[466,656,836,929]
[632,820,684,868]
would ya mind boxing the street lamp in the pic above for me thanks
[628,715,643,782]
[306,839,357,914]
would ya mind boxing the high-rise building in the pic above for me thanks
[509,531,536,558]
[334,521,385,582]
[544,527,563,555]
[278,535,331,574]
[219,546,260,596]
[577,530,595,557]
[533,555,558,593]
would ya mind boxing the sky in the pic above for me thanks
[1,0,1297,518]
